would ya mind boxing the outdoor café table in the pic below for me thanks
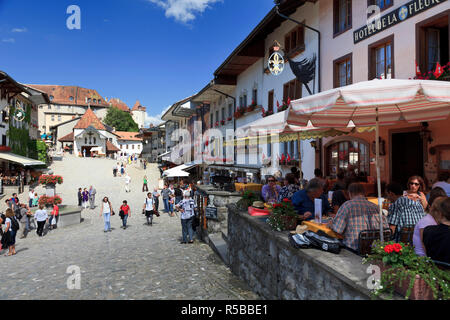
[235,183,263,193]
[302,220,344,240]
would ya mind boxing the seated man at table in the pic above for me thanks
[329,183,389,253]
[423,197,450,264]
[292,179,333,221]
[261,175,281,203]
[386,182,425,242]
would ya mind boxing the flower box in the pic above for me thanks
[375,261,435,300]
[364,241,449,300]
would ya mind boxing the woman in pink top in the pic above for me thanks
[413,194,446,256]
[50,203,59,230]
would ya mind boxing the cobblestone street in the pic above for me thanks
[0,156,259,300]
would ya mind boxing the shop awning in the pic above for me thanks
[0,152,46,167]
[163,164,194,178]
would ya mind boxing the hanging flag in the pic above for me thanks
[434,62,443,79]
[415,60,421,76]
[281,154,286,163]
[287,154,291,163]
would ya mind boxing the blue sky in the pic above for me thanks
[0,0,274,125]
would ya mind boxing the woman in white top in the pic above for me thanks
[34,204,49,237]
[100,197,113,233]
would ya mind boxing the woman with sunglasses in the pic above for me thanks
[406,176,428,210]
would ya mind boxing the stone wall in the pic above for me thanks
[227,204,374,300]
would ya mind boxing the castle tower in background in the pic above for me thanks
[131,100,146,129]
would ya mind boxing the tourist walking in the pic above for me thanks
[143,159,147,170]
[89,185,97,209]
[82,188,89,209]
[120,164,125,176]
[113,164,118,177]
[19,204,31,238]
[78,188,83,207]
[143,193,156,226]
[161,185,170,214]
[28,188,34,207]
[100,197,113,233]
[2,208,18,255]
[143,175,149,192]
[152,188,160,212]
[176,191,197,244]
[168,184,176,217]
[34,204,49,237]
[120,200,130,229]
[125,174,131,193]
[49,203,59,230]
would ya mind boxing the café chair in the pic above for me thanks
[398,225,415,245]
[358,229,393,257]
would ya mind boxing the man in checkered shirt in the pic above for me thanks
[329,183,389,252]
[386,182,425,241]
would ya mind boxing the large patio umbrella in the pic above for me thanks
[289,79,450,241]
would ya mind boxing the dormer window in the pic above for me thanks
[93,99,97,103]
[49,95,54,101]
[69,96,74,101]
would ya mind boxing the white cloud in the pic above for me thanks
[144,105,172,127]
[12,27,27,33]
[148,0,220,23]
[2,38,15,43]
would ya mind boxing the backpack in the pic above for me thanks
[15,208,22,221]
[10,216,20,232]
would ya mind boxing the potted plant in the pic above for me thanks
[267,199,298,231]
[363,240,450,300]
[261,107,274,118]
[237,190,260,210]
[38,175,64,185]
[221,119,225,125]
[227,116,232,122]
[414,62,450,81]
[277,99,290,113]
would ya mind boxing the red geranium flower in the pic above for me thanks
[283,198,291,202]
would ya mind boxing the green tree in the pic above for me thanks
[103,107,139,132]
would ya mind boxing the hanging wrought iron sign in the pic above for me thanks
[13,100,25,122]
[268,41,285,76]
[268,52,285,76]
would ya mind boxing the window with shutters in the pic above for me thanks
[284,25,305,58]
[283,79,302,103]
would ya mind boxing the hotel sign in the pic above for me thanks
[354,0,447,44]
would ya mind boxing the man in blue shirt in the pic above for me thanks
[292,178,332,221]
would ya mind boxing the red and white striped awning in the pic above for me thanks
[290,79,450,127]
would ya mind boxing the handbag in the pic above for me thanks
[119,210,125,219]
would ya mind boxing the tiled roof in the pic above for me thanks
[115,131,142,141]
[25,84,108,107]
[132,100,146,111]
[108,98,130,112]
[106,141,120,152]
[73,108,106,131]
[58,132,74,142]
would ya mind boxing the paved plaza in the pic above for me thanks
[0,156,259,300]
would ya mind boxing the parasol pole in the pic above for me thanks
[375,107,384,242]
[297,132,303,189]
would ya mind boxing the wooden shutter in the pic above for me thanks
[268,91,274,111]
[295,80,302,100]
[285,34,291,53]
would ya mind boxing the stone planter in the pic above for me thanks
[376,262,435,300]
